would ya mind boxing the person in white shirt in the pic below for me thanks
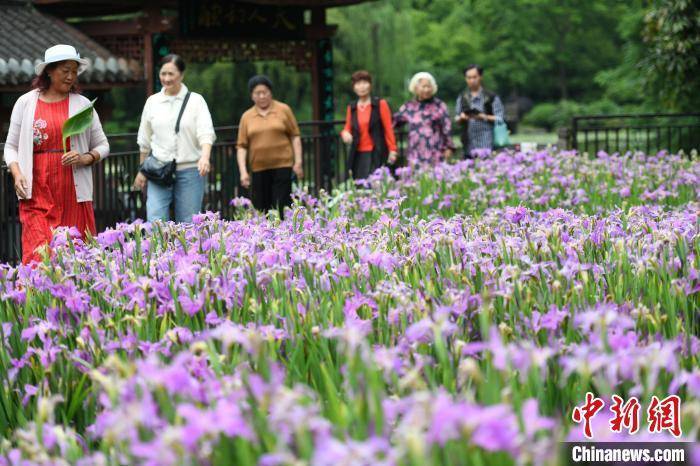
[134,54,216,223]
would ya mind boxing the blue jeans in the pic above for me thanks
[146,167,204,223]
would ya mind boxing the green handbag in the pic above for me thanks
[493,121,510,147]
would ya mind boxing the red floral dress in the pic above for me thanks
[19,97,96,264]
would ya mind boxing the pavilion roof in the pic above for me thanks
[0,1,140,87]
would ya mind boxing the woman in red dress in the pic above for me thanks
[3,45,109,264]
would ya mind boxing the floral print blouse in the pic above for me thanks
[394,97,455,166]
[32,118,49,148]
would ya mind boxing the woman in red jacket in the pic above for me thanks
[340,71,397,180]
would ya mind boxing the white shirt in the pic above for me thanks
[137,83,216,170]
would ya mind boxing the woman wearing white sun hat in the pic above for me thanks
[3,44,109,264]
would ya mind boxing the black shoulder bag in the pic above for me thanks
[139,91,191,186]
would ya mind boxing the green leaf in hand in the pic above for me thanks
[62,98,97,153]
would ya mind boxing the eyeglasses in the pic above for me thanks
[253,90,271,97]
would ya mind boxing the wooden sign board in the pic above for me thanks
[179,0,305,39]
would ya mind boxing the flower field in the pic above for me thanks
[0,149,698,465]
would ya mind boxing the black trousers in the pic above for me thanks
[352,151,373,180]
[251,167,292,218]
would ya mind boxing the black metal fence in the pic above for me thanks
[1,121,409,263]
[571,113,700,155]
[5,112,697,263]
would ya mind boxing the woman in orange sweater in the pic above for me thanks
[236,75,303,218]
[340,71,397,180]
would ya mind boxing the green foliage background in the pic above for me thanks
[103,0,700,133]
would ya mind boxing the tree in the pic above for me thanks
[641,0,700,111]
[594,4,648,108]
[329,0,416,114]
[102,0,672,132]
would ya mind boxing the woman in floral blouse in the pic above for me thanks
[394,72,454,167]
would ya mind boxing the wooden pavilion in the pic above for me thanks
[27,0,372,123]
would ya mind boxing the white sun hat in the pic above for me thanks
[35,44,90,76]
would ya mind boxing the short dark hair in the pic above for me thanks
[31,61,81,94]
[351,70,372,85]
[463,64,483,76]
[248,75,273,93]
[160,54,185,73]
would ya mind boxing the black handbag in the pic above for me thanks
[139,91,191,186]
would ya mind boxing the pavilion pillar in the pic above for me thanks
[151,33,172,93]
[310,8,335,191]
[144,32,154,96]
[139,6,174,96]
[310,8,334,123]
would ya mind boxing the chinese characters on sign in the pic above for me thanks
[179,0,305,39]
[572,392,682,439]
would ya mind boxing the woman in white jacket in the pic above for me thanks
[134,54,216,223]
[3,44,109,264]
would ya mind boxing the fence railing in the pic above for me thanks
[1,120,409,263]
[571,113,700,155]
[7,112,694,262]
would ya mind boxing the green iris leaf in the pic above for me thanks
[62,98,97,154]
